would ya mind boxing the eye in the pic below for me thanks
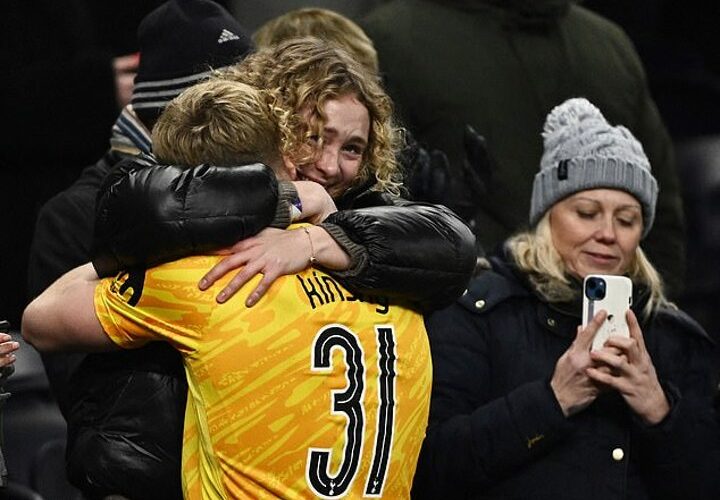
[577,210,596,219]
[617,216,638,227]
[343,144,364,156]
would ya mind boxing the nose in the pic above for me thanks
[315,145,340,178]
[594,216,617,243]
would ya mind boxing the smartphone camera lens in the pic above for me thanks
[585,277,606,300]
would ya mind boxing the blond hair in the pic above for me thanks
[507,213,668,318]
[152,79,281,168]
[215,37,402,196]
[253,8,379,76]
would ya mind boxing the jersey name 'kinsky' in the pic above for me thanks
[296,271,389,314]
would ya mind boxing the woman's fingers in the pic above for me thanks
[199,253,249,291]
[576,310,607,351]
[217,259,264,303]
[625,309,647,360]
[245,269,283,307]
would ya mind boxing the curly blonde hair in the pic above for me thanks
[215,37,402,196]
[507,213,668,319]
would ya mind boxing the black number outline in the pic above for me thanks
[364,325,397,497]
[306,324,398,498]
[307,324,366,497]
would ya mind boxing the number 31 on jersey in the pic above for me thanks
[307,324,397,498]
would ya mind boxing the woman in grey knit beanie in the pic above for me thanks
[517,97,662,308]
[413,97,719,499]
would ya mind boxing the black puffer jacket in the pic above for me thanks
[413,249,720,499]
[78,154,475,498]
[93,155,477,311]
[27,151,188,499]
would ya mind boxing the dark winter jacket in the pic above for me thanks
[413,249,720,499]
[28,150,120,412]
[362,0,686,296]
[92,155,477,311]
[27,150,187,500]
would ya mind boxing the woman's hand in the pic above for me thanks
[0,332,19,368]
[587,309,670,425]
[551,310,607,417]
[199,226,351,306]
[292,181,337,224]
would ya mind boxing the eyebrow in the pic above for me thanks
[573,196,641,210]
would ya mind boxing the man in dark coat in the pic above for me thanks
[362,0,686,296]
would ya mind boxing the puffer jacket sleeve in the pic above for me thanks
[320,199,476,311]
[65,344,187,500]
[92,158,476,309]
[92,155,289,277]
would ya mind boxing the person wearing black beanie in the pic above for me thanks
[24,1,253,498]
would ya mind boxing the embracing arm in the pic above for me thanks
[92,160,476,309]
[22,263,115,352]
[92,155,293,277]
[321,199,476,310]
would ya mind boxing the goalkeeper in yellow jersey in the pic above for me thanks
[24,39,478,498]
[24,75,435,499]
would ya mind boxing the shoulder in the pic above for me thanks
[455,267,531,316]
[566,4,642,65]
[567,4,631,39]
[652,304,715,345]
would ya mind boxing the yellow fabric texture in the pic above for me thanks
[95,255,431,499]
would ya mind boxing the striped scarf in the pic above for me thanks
[109,105,152,155]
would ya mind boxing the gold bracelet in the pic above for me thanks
[303,227,318,265]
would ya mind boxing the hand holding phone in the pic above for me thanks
[582,275,632,352]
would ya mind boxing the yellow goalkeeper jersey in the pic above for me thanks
[94,254,431,499]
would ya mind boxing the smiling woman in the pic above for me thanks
[218,36,402,201]
[413,98,720,500]
[297,93,369,198]
[549,189,643,278]
[92,36,476,311]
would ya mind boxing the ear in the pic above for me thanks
[281,155,297,180]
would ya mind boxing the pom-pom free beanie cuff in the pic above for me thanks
[530,156,658,236]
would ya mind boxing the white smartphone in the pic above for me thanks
[582,274,633,352]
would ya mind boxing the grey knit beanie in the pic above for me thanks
[530,97,658,237]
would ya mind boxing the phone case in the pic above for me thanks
[582,275,633,352]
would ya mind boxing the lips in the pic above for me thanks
[584,251,618,265]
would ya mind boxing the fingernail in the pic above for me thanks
[217,291,226,303]
[199,279,208,290]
